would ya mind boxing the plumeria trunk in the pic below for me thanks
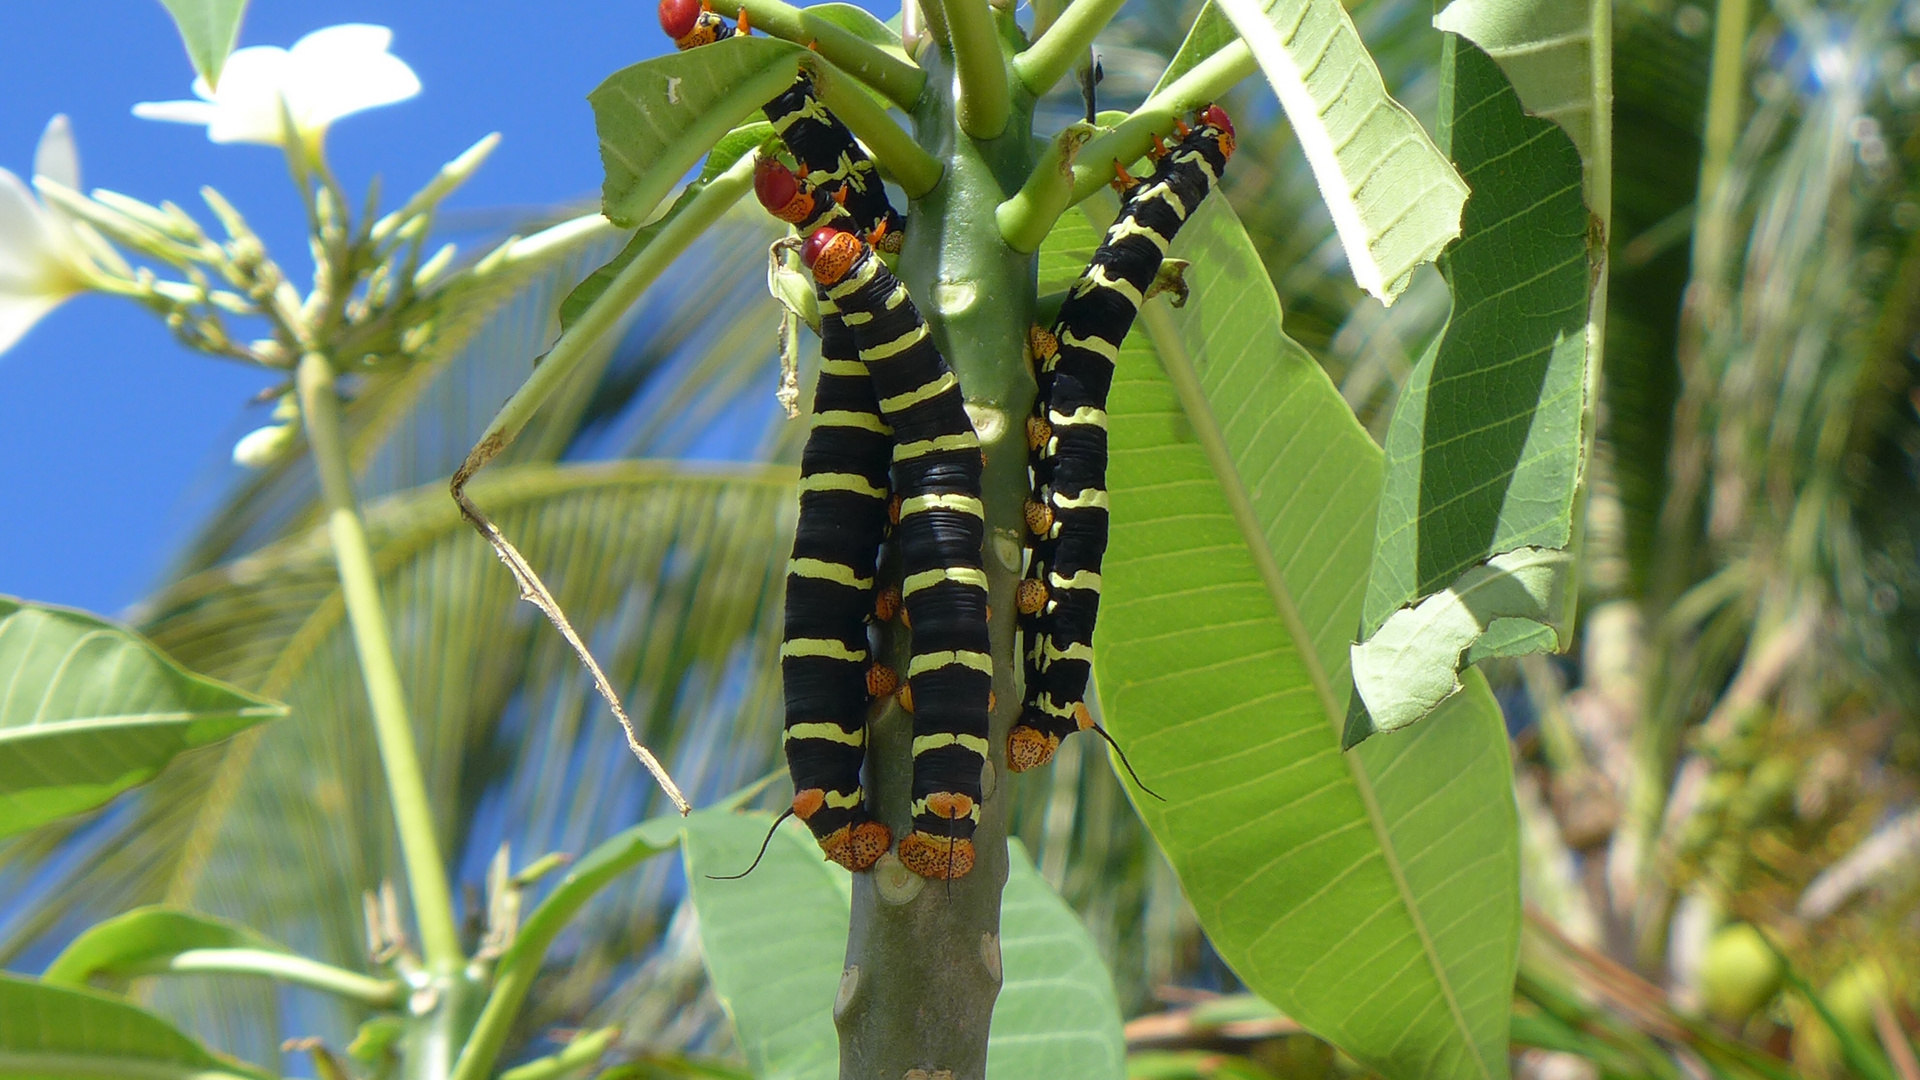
[835,46,1039,1079]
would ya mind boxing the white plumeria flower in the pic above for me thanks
[0,116,90,357]
[133,24,421,149]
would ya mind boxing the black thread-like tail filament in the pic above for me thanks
[1091,723,1164,801]
[706,807,795,880]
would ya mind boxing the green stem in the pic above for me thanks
[996,123,1095,252]
[455,155,756,486]
[297,350,463,974]
[498,1029,618,1080]
[131,949,404,1009]
[810,61,946,196]
[1030,0,1065,39]
[1696,0,1749,211]
[736,0,928,109]
[1011,0,1127,97]
[448,818,680,1080]
[942,0,1012,139]
[1069,41,1254,204]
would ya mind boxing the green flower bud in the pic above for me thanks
[233,422,298,469]
[1699,923,1782,1022]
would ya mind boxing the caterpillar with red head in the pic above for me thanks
[1011,106,1236,774]
[659,0,904,250]
[802,227,990,881]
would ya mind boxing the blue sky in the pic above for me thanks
[0,2,721,616]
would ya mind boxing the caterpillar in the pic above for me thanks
[659,0,905,250]
[1010,105,1236,774]
[778,269,900,871]
[802,227,990,881]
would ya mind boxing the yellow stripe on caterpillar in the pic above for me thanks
[1132,179,1192,220]
[911,732,992,757]
[1039,638,1095,665]
[1036,693,1081,719]
[1048,568,1102,591]
[1104,215,1173,252]
[874,365,950,410]
[768,93,836,133]
[1048,405,1109,429]
[902,567,990,596]
[799,472,887,499]
[1051,487,1110,511]
[779,638,867,662]
[826,259,881,304]
[783,721,866,746]
[811,409,892,435]
[818,358,868,377]
[823,787,866,808]
[1073,263,1145,306]
[787,558,874,590]
[907,649,994,677]
[1059,327,1120,360]
[893,432,979,461]
[898,493,985,519]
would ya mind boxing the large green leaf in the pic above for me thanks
[1041,192,1519,1079]
[0,598,284,838]
[155,0,248,88]
[1346,37,1596,742]
[590,37,808,227]
[681,812,1129,1079]
[1205,0,1469,303]
[0,974,271,1080]
[41,907,281,988]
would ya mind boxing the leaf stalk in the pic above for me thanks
[996,122,1095,252]
[1069,41,1254,204]
[941,0,1012,139]
[737,0,929,109]
[1011,0,1128,98]
[295,349,463,974]
[809,60,946,196]
[132,948,405,1009]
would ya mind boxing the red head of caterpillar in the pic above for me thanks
[1199,104,1236,158]
[754,156,816,224]
[801,227,863,285]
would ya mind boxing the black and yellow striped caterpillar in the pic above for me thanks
[803,227,990,881]
[778,273,900,871]
[660,0,905,250]
[1010,105,1236,774]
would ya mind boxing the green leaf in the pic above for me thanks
[987,840,1128,1079]
[0,973,272,1080]
[1149,1,1237,97]
[801,4,900,49]
[154,0,248,88]
[591,37,807,227]
[1434,0,1602,172]
[0,598,284,838]
[1346,38,1594,743]
[1041,194,1519,1080]
[560,125,771,330]
[41,907,280,988]
[1208,0,1469,302]
[681,811,846,1080]
[682,813,1129,1080]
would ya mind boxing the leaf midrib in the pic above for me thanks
[1134,297,1494,1080]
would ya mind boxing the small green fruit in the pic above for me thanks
[1700,923,1783,1022]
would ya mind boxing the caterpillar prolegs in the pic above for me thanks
[803,228,990,882]
[659,0,905,249]
[1010,105,1237,774]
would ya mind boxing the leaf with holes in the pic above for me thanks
[1346,34,1598,744]
[1039,192,1519,1080]
[590,37,807,227]
[0,598,284,838]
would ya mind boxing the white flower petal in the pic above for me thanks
[203,45,294,144]
[0,290,69,357]
[290,23,394,60]
[0,168,58,282]
[132,100,223,126]
[33,115,79,189]
[285,24,420,132]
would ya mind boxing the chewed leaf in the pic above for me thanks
[1211,0,1469,302]
[1435,0,1602,175]
[590,37,806,227]
[1347,38,1595,744]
